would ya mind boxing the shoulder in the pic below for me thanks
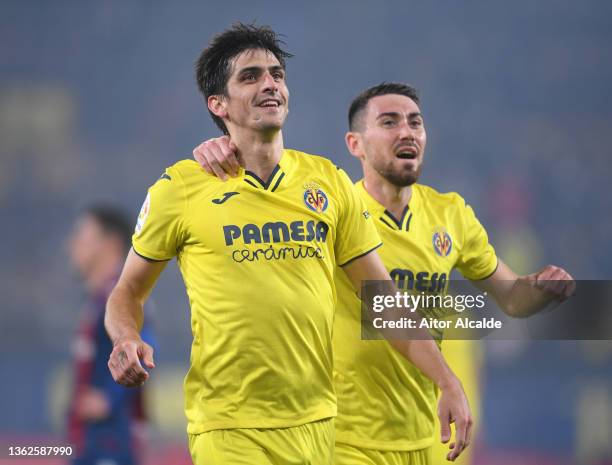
[165,159,214,183]
[285,148,342,175]
[415,184,467,210]
[150,159,216,197]
[284,148,354,196]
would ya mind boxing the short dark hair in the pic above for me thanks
[195,23,293,134]
[348,82,420,132]
[84,204,133,253]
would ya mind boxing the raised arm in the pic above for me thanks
[342,250,473,462]
[105,249,166,387]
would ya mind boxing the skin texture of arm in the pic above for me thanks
[342,250,473,461]
[471,259,575,318]
[105,249,166,387]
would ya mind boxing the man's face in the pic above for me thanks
[220,48,289,133]
[68,215,105,278]
[355,94,426,187]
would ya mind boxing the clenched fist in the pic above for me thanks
[108,337,155,387]
[525,265,575,300]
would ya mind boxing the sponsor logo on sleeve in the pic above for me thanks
[135,193,150,235]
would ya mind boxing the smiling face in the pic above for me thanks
[209,48,289,136]
[349,93,426,187]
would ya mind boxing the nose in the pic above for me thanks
[262,71,278,93]
[398,120,415,140]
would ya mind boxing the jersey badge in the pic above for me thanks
[303,183,329,213]
[432,227,452,257]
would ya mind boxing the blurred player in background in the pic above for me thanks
[193,82,574,464]
[68,205,155,465]
[105,24,473,465]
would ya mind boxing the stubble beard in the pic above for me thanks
[377,160,423,187]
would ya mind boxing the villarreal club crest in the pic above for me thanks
[432,227,452,257]
[303,183,329,214]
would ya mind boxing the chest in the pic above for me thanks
[376,211,463,292]
[183,179,342,255]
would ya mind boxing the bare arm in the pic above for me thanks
[342,250,473,461]
[105,248,167,387]
[471,259,575,318]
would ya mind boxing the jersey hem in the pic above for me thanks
[335,431,434,452]
[338,242,383,267]
[132,243,173,262]
[186,407,336,434]
[467,258,499,281]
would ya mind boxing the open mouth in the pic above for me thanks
[396,150,417,159]
[258,99,281,108]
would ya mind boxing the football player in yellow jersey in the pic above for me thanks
[105,24,474,465]
[194,82,575,464]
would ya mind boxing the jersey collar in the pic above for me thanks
[355,179,418,232]
[381,206,412,231]
[242,149,291,192]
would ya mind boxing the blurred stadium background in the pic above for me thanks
[1,1,611,464]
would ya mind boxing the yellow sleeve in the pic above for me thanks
[132,166,187,261]
[455,200,498,280]
[334,168,382,266]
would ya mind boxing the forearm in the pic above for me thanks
[390,338,459,389]
[474,260,575,318]
[105,283,145,344]
[498,277,553,318]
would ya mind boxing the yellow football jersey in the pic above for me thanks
[133,150,381,434]
[333,180,497,451]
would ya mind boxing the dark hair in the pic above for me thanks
[348,82,420,131]
[195,22,293,134]
[84,204,133,253]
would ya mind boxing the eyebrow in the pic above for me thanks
[237,65,284,77]
[376,111,423,120]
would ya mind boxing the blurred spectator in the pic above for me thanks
[67,205,155,465]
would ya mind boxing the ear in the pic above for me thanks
[345,131,365,160]
[208,95,227,119]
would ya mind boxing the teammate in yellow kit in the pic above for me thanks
[194,82,575,464]
[105,24,473,465]
[338,84,573,464]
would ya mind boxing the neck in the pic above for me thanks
[231,128,284,181]
[84,255,121,294]
[362,166,413,219]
